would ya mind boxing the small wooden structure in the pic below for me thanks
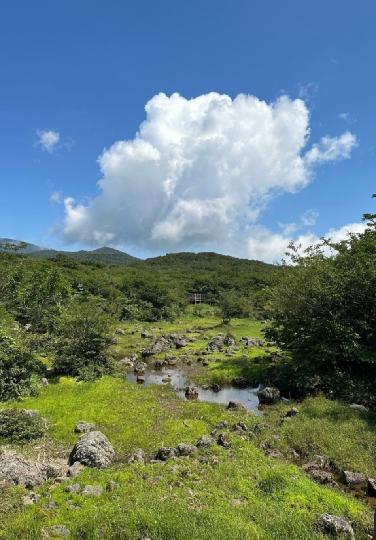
[188,292,208,304]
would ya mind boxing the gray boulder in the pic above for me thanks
[155,447,177,461]
[226,401,246,411]
[207,336,224,352]
[196,436,214,448]
[317,514,354,538]
[349,403,368,412]
[343,470,367,488]
[175,443,198,457]
[0,450,49,488]
[69,431,115,468]
[185,386,199,399]
[257,386,281,404]
[128,448,146,463]
[82,484,103,497]
[42,524,71,538]
[74,421,96,434]
[68,461,84,478]
[368,478,376,496]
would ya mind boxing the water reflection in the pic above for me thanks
[126,368,260,412]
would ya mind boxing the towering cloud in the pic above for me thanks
[61,92,357,257]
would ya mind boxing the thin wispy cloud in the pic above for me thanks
[36,129,60,153]
[49,191,62,204]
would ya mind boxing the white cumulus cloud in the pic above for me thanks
[60,92,358,257]
[247,222,366,264]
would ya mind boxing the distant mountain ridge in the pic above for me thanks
[0,238,139,266]
[0,238,275,270]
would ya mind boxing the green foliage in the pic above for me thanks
[121,276,182,321]
[0,259,71,332]
[218,291,251,323]
[53,296,113,377]
[266,214,376,404]
[0,329,42,401]
[0,408,46,443]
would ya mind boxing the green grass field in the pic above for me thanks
[0,314,374,539]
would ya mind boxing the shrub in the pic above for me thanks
[0,408,46,442]
[266,207,376,403]
[53,296,113,377]
[0,330,42,401]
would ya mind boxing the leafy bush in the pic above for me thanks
[266,209,376,404]
[0,330,42,401]
[53,296,113,377]
[0,408,46,442]
[218,291,251,323]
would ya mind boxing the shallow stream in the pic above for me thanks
[126,367,260,412]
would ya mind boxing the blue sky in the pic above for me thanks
[0,1,375,261]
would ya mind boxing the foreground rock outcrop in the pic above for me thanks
[69,431,115,468]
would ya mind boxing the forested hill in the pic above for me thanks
[142,251,277,296]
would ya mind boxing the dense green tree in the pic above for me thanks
[53,296,113,378]
[266,208,376,403]
[0,329,41,401]
[218,291,251,324]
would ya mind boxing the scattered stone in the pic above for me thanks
[64,483,81,493]
[241,337,264,347]
[42,525,71,537]
[174,337,188,349]
[217,433,231,448]
[119,357,134,368]
[68,461,84,478]
[140,330,151,339]
[134,361,147,374]
[343,470,367,488]
[367,478,376,496]
[185,386,199,399]
[223,336,236,346]
[41,377,49,387]
[81,485,103,497]
[175,443,198,457]
[142,337,168,357]
[226,401,246,411]
[69,431,115,469]
[153,360,165,369]
[0,450,49,488]
[207,336,225,352]
[257,386,281,405]
[264,448,284,459]
[317,514,354,539]
[74,421,96,434]
[115,328,125,335]
[210,383,222,392]
[155,447,177,461]
[196,436,214,448]
[285,407,299,417]
[308,469,335,485]
[231,377,248,388]
[106,480,119,492]
[349,403,369,412]
[23,492,41,505]
[128,448,146,463]
[233,422,248,433]
[136,375,145,384]
[303,455,332,472]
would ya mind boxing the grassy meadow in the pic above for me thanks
[0,312,374,539]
